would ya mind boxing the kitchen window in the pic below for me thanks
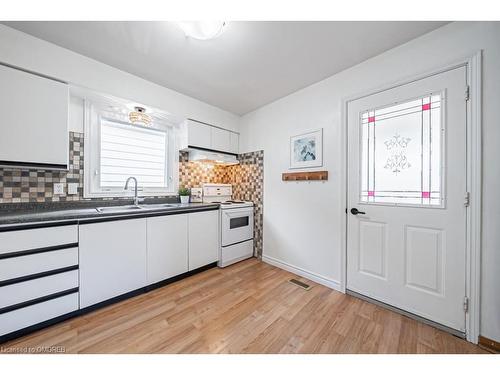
[84,101,178,198]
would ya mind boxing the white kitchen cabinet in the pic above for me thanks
[0,64,69,168]
[0,270,79,310]
[0,293,78,337]
[79,219,147,308]
[146,215,188,284]
[186,119,212,149]
[211,127,231,153]
[181,119,239,154]
[0,247,78,282]
[188,210,219,270]
[0,224,79,339]
[0,224,78,257]
[229,132,239,154]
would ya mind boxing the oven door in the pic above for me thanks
[221,207,254,247]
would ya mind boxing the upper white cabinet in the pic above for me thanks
[0,64,69,169]
[188,210,219,271]
[79,219,147,308]
[211,127,231,152]
[229,132,239,154]
[146,215,189,284]
[186,119,212,149]
[181,119,239,154]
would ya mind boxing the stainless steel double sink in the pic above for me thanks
[95,203,181,214]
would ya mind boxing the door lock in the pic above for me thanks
[350,208,366,215]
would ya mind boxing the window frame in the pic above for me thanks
[83,100,179,198]
[357,91,447,209]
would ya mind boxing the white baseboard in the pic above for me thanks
[262,254,342,292]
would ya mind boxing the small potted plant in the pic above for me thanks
[178,186,190,204]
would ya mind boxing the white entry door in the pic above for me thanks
[347,66,468,333]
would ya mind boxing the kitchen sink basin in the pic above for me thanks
[96,204,179,213]
[95,205,143,213]
[140,203,177,209]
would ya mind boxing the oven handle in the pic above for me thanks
[222,208,254,217]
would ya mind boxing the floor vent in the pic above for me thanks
[289,278,311,290]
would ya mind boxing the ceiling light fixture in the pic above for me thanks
[176,21,227,40]
[129,106,152,125]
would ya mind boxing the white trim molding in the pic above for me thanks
[83,99,179,199]
[340,52,483,344]
[262,254,342,292]
[464,51,482,344]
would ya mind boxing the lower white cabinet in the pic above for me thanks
[79,219,147,308]
[0,210,220,339]
[0,270,78,310]
[0,293,78,337]
[0,247,78,282]
[146,215,188,284]
[188,210,219,271]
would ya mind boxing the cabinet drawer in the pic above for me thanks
[0,292,78,336]
[0,270,79,310]
[0,247,78,282]
[0,225,78,256]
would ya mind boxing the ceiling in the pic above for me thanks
[4,21,448,115]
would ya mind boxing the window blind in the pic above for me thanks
[99,119,167,189]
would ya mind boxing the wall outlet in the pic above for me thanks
[67,183,79,195]
[53,183,64,195]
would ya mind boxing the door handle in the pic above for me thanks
[350,208,366,215]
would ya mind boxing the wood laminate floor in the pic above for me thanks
[1,259,487,354]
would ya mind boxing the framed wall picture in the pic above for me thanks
[290,128,323,169]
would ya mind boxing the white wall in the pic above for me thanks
[240,21,500,341]
[0,25,240,133]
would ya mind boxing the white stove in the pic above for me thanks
[202,184,254,267]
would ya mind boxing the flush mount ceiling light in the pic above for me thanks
[129,106,152,125]
[176,21,227,40]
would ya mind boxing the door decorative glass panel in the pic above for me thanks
[360,93,443,206]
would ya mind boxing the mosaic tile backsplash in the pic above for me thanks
[179,150,264,258]
[0,133,264,257]
[178,151,228,188]
[225,151,264,258]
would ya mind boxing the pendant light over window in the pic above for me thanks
[129,106,152,125]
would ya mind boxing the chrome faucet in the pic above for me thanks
[124,177,140,206]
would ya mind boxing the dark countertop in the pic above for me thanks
[0,200,220,230]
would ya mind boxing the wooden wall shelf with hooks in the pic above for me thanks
[282,171,328,181]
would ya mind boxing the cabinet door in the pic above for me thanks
[187,120,212,149]
[188,210,219,270]
[79,219,147,308]
[211,127,231,153]
[147,215,188,284]
[230,132,239,154]
[0,64,68,168]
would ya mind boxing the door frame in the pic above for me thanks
[339,51,482,343]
